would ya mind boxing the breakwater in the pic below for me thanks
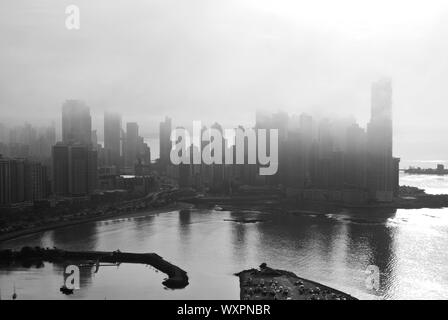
[0,247,189,289]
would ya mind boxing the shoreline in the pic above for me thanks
[3,189,447,244]
[0,202,192,243]
[185,193,448,210]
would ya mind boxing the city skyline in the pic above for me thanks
[0,78,399,204]
[0,79,442,170]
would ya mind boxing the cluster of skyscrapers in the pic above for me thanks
[53,101,151,197]
[0,100,152,206]
[0,79,399,207]
[0,122,55,206]
[161,79,399,203]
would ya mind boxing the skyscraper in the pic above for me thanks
[367,79,397,202]
[159,117,172,169]
[344,123,367,189]
[0,123,6,144]
[62,100,92,146]
[0,155,49,205]
[104,112,122,169]
[52,143,69,196]
[0,155,12,205]
[53,101,97,197]
[124,122,139,169]
[52,143,97,196]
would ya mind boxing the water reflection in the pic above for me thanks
[1,206,448,299]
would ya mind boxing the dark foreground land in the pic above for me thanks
[0,247,189,289]
[236,264,357,300]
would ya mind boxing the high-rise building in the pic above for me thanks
[53,100,98,197]
[62,100,92,145]
[0,155,12,205]
[137,136,151,165]
[104,112,122,169]
[0,123,6,144]
[2,123,55,161]
[0,155,49,205]
[52,143,97,197]
[91,130,98,150]
[52,143,69,196]
[25,161,48,201]
[124,122,139,169]
[68,145,89,196]
[299,113,314,187]
[344,123,367,189]
[34,124,56,160]
[367,79,397,202]
[10,158,25,203]
[159,117,172,169]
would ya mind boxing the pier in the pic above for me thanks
[0,247,189,289]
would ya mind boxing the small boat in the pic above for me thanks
[12,284,17,300]
[60,286,74,295]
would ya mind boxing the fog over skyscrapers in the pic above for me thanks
[52,100,98,197]
[1,79,398,207]
[367,79,398,202]
[62,100,92,146]
[162,79,399,203]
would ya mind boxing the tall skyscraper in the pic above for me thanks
[53,101,97,197]
[52,143,69,196]
[52,143,97,196]
[159,117,172,169]
[0,155,48,205]
[124,122,139,168]
[0,123,6,144]
[104,112,122,169]
[91,130,98,149]
[0,155,12,205]
[10,158,25,203]
[367,79,397,202]
[299,113,314,187]
[344,123,367,189]
[62,100,92,145]
[25,161,48,201]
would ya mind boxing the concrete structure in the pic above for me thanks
[104,112,122,169]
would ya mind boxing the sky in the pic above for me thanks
[1,0,448,161]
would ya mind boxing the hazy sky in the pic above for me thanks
[1,0,448,161]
